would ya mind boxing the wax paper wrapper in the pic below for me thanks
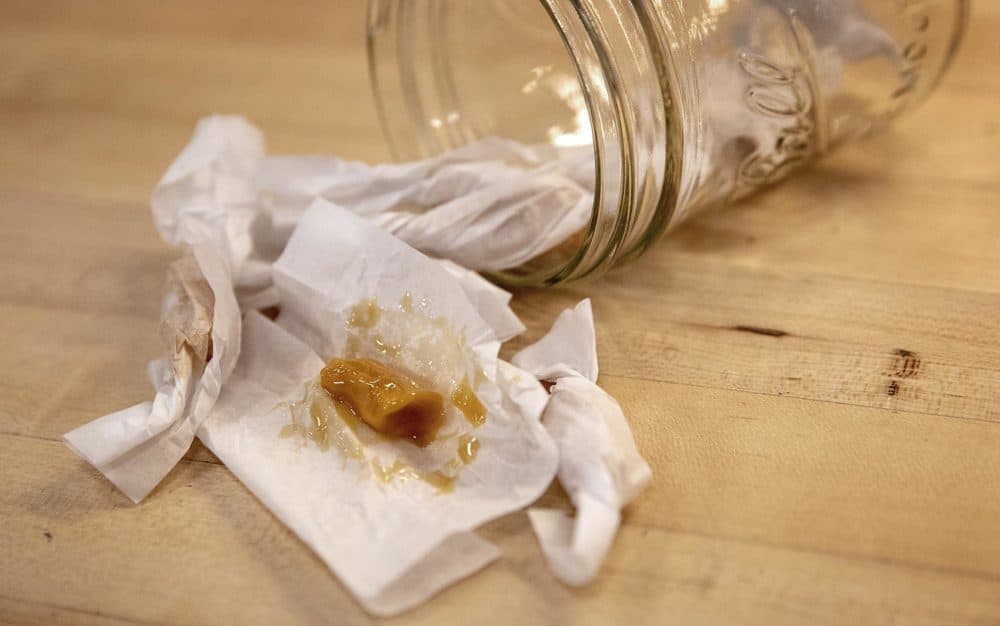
[63,244,241,503]
[148,115,593,296]
[149,116,278,309]
[512,300,651,586]
[438,258,526,343]
[257,134,594,271]
[196,199,558,616]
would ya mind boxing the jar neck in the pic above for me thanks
[530,0,679,283]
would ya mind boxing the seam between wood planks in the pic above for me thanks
[0,100,362,153]
[614,251,1000,299]
[598,373,1000,426]
[622,524,1000,586]
[5,431,1000,587]
[673,320,1000,375]
[0,593,159,626]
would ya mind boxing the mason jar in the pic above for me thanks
[367,0,968,285]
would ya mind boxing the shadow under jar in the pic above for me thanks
[367,0,968,286]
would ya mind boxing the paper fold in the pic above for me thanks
[514,299,651,586]
[511,299,599,382]
[64,243,241,503]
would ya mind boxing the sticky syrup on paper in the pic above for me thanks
[280,295,488,492]
[451,378,487,426]
[283,386,365,460]
[348,298,381,329]
[457,434,480,464]
[373,461,456,494]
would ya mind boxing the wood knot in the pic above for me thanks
[891,349,921,379]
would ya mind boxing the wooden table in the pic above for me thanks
[2,2,999,624]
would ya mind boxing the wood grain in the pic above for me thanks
[2,1,999,624]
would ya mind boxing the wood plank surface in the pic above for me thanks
[2,1,999,624]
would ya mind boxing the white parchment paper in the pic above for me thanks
[514,300,651,586]
[196,200,558,615]
[64,243,242,503]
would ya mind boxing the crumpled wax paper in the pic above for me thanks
[258,137,594,271]
[149,116,277,309]
[512,300,652,586]
[63,243,241,503]
[148,115,594,296]
[195,199,558,616]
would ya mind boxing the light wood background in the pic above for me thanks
[2,2,999,624]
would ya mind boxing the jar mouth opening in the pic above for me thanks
[366,0,676,286]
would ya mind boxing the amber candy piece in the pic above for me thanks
[320,358,444,447]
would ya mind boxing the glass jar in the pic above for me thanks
[367,0,968,285]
